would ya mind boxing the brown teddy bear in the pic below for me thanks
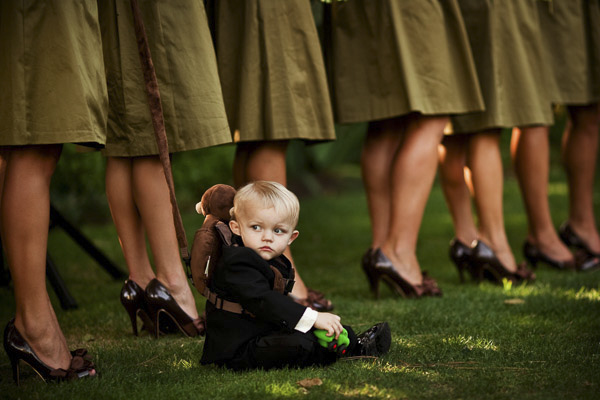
[190,184,236,296]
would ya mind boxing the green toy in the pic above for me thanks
[313,328,350,355]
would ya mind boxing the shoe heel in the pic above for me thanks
[361,249,380,297]
[474,263,484,283]
[155,309,193,338]
[364,268,381,298]
[523,242,538,269]
[456,262,465,283]
[154,310,163,338]
[372,276,381,299]
[9,355,20,386]
[525,255,538,269]
[449,239,474,283]
[155,309,181,338]
[121,279,155,336]
[125,306,139,336]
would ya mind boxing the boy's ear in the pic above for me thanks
[229,220,241,236]
[288,230,299,246]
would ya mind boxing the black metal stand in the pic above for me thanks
[46,254,79,310]
[49,205,124,280]
[0,204,125,310]
[0,241,9,287]
[47,204,125,309]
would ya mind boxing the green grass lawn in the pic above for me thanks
[0,167,599,399]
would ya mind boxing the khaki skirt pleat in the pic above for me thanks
[210,0,335,142]
[327,0,484,124]
[538,0,596,105]
[451,0,554,133]
[0,1,107,146]
[100,0,231,157]
[585,0,600,100]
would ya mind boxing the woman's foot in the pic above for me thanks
[476,235,518,273]
[472,240,535,284]
[5,319,96,384]
[14,314,73,371]
[560,222,600,256]
[372,248,441,298]
[154,276,199,321]
[524,233,575,268]
[379,244,422,286]
[145,279,203,337]
[290,272,334,311]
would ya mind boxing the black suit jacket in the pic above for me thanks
[200,242,307,365]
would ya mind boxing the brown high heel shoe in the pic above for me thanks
[372,249,442,298]
[120,279,156,336]
[559,222,600,258]
[121,280,180,336]
[471,241,535,284]
[3,319,96,385]
[361,248,379,295]
[523,241,575,271]
[559,223,600,271]
[294,288,334,312]
[145,279,204,337]
[449,238,477,282]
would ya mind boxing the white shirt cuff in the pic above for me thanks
[294,307,318,333]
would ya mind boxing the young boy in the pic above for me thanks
[200,181,391,370]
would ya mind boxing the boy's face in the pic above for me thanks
[229,204,299,261]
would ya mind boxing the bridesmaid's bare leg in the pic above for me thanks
[362,120,404,249]
[1,145,72,370]
[132,156,198,319]
[105,157,155,288]
[438,134,478,245]
[468,130,517,272]
[511,126,573,262]
[563,104,600,253]
[380,114,447,285]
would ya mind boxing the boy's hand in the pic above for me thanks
[314,312,343,339]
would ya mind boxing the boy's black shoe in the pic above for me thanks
[351,322,391,357]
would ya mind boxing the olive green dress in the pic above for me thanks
[208,0,336,143]
[584,0,600,101]
[538,0,598,105]
[451,0,554,133]
[327,0,484,124]
[1,0,231,154]
[0,1,107,146]
[100,0,231,156]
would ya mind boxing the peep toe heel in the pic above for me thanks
[3,319,95,385]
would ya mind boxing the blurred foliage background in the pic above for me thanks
[49,122,367,225]
[51,109,578,228]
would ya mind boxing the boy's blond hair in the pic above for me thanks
[231,181,300,227]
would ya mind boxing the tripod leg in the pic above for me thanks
[0,151,6,286]
[50,204,125,279]
[0,242,10,286]
[46,254,78,310]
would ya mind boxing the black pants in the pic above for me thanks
[226,325,357,371]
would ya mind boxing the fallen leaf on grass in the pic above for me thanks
[82,334,95,342]
[504,298,525,305]
[297,378,323,388]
